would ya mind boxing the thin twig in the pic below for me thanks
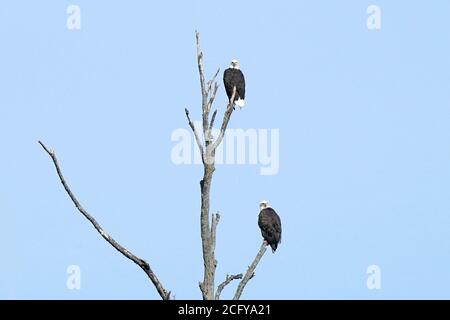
[38,141,171,300]
[207,82,219,115]
[205,84,218,146]
[207,68,220,95]
[185,108,205,161]
[206,70,220,115]
[215,274,243,300]
[209,109,218,132]
[196,31,209,139]
[233,241,267,300]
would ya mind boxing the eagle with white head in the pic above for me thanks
[258,200,282,253]
[223,59,246,108]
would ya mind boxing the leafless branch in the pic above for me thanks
[207,79,219,114]
[207,68,220,95]
[209,109,218,132]
[196,31,210,140]
[233,241,267,300]
[211,212,220,257]
[206,83,219,121]
[185,108,204,160]
[196,31,206,110]
[215,274,243,300]
[204,83,219,147]
[206,68,220,114]
[38,140,171,300]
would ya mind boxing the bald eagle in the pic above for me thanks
[258,200,282,253]
[223,59,245,108]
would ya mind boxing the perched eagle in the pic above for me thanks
[258,200,282,253]
[223,59,246,108]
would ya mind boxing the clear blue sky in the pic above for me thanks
[1,1,450,299]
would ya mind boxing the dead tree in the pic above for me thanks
[39,31,268,300]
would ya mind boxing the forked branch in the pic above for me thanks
[215,273,243,300]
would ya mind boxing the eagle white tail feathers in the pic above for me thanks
[236,98,245,108]
[271,244,277,253]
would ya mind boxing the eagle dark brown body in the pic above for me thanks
[258,207,282,253]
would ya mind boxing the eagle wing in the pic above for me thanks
[223,68,245,100]
[223,68,234,99]
[235,69,245,100]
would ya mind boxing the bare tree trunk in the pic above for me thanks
[185,32,236,300]
[199,165,215,299]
